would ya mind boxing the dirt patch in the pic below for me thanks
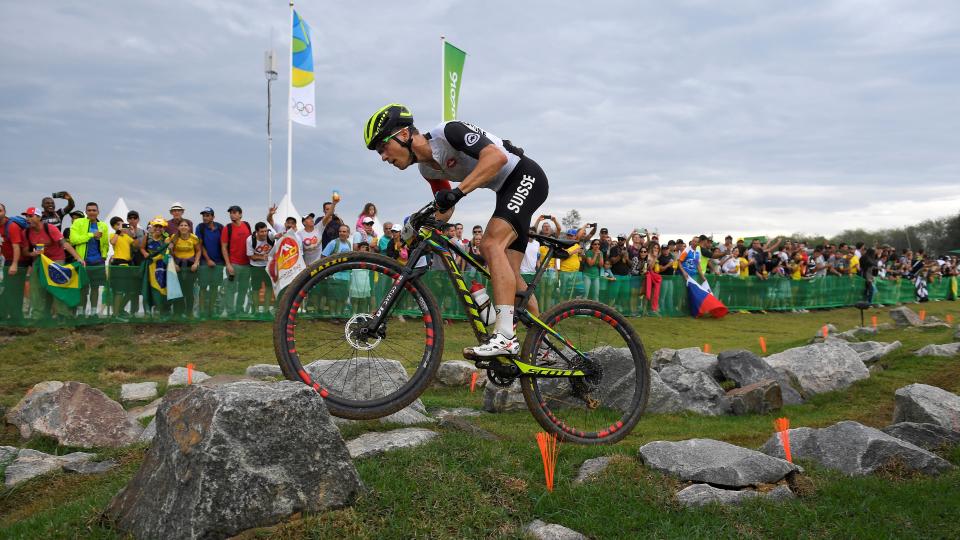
[51,333,107,351]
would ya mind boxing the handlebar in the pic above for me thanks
[402,201,441,243]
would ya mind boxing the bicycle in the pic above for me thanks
[274,202,650,444]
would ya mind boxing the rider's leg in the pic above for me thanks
[508,250,539,317]
[479,217,518,338]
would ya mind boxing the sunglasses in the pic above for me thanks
[375,128,405,154]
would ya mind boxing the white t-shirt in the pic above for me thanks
[521,239,541,273]
[721,256,739,275]
[298,227,322,264]
[352,230,376,248]
[246,235,273,267]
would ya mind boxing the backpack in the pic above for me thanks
[2,218,31,256]
[250,232,276,251]
[224,221,251,256]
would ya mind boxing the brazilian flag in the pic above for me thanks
[141,252,169,308]
[34,254,88,308]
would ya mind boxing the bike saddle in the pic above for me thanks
[529,232,578,250]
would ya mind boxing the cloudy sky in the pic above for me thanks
[2,1,958,239]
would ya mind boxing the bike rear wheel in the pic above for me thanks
[519,300,649,445]
[273,251,443,420]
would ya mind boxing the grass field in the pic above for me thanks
[1,302,959,538]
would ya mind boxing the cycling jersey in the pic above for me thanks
[418,121,521,192]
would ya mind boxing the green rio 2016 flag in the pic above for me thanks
[442,40,467,122]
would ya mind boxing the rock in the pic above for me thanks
[166,366,210,386]
[524,519,588,540]
[573,456,612,484]
[955,324,960,340]
[727,380,782,415]
[650,348,677,371]
[483,380,528,413]
[914,343,960,357]
[658,365,730,416]
[717,350,774,386]
[127,397,163,422]
[668,347,720,378]
[759,420,953,476]
[6,381,143,448]
[346,427,439,459]
[646,370,685,414]
[437,416,500,441]
[847,341,902,364]
[4,449,95,488]
[245,364,283,379]
[304,358,428,421]
[103,381,363,539]
[889,306,922,327]
[430,407,484,418]
[0,446,17,465]
[882,422,960,451]
[893,384,960,431]
[64,459,119,475]
[120,382,158,403]
[138,418,157,443]
[765,342,868,396]
[675,484,795,507]
[638,439,798,487]
[435,360,486,387]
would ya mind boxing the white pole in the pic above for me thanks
[440,35,445,122]
[286,1,295,202]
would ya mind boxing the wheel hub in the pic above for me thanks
[344,314,382,351]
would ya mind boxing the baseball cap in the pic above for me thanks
[617,233,627,240]
[170,202,185,211]
[200,207,214,215]
[227,205,242,213]
[22,207,40,217]
[126,210,139,219]
[362,217,375,224]
[390,223,402,232]
[149,216,168,227]
[566,228,577,236]
[599,227,609,234]
[301,212,315,222]
[68,210,84,219]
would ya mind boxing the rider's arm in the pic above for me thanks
[455,145,507,194]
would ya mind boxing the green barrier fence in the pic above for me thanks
[0,263,955,326]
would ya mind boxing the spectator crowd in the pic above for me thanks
[1,191,957,323]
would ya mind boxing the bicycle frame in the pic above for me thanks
[365,223,589,378]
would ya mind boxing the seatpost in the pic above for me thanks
[515,245,556,310]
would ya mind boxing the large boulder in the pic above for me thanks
[4,448,95,488]
[846,341,902,364]
[304,358,428,420]
[658,365,730,416]
[650,348,677,371]
[675,484,795,507]
[245,364,282,379]
[889,306,922,327]
[646,370,685,414]
[435,360,486,387]
[914,343,960,357]
[638,439,798,487]
[120,382,158,403]
[765,342,868,396]
[661,347,720,378]
[726,380,783,415]
[716,350,803,405]
[882,422,960,451]
[892,384,960,431]
[759,420,953,476]
[483,380,528,413]
[103,381,363,539]
[346,428,439,459]
[6,381,143,448]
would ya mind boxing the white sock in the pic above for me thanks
[494,305,515,338]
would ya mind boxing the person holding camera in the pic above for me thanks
[41,191,76,231]
[108,217,138,319]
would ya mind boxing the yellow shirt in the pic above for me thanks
[738,257,749,278]
[111,233,136,262]
[558,245,581,272]
[849,255,860,275]
[790,263,803,280]
[171,234,201,260]
[538,246,558,270]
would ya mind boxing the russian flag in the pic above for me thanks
[686,277,728,319]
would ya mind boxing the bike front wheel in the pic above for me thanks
[519,300,649,445]
[273,251,443,420]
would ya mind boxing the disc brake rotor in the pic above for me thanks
[344,314,382,351]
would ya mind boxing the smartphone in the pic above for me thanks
[52,191,66,198]
[543,215,552,220]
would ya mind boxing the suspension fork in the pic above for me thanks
[366,243,430,332]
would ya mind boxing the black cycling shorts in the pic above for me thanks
[493,156,549,253]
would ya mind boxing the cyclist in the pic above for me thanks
[364,103,549,359]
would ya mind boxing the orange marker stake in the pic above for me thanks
[871,315,878,329]
[535,432,559,492]
[919,310,926,321]
[187,363,194,385]
[822,325,829,338]
[759,337,767,354]
[470,372,479,393]
[703,343,711,353]
[774,417,793,463]
[947,314,954,324]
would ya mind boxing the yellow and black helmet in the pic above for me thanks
[363,103,414,150]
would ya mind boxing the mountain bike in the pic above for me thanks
[273,202,650,444]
